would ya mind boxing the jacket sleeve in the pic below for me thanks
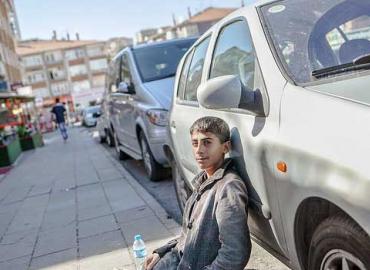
[153,238,178,258]
[205,179,251,270]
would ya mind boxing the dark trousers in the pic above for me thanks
[153,249,180,270]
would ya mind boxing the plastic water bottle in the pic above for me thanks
[133,234,147,270]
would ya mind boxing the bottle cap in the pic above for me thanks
[134,234,142,241]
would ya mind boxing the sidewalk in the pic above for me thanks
[0,128,180,270]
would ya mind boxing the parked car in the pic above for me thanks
[82,105,101,127]
[165,0,370,269]
[105,38,196,181]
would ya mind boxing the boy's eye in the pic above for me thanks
[192,142,198,147]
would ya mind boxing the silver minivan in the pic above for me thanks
[165,0,370,269]
[106,38,196,181]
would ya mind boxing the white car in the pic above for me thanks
[165,0,370,269]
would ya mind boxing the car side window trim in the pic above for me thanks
[176,48,195,100]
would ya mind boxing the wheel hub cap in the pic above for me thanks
[321,249,366,270]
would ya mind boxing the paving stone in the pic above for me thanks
[114,206,155,224]
[41,208,76,231]
[78,215,119,239]
[98,168,122,182]
[79,230,126,258]
[2,186,31,204]
[34,223,77,257]
[0,255,30,270]
[119,215,172,244]
[29,184,52,197]
[78,204,112,221]
[0,229,38,261]
[30,248,77,270]
[79,249,132,270]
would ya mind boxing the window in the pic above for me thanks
[44,51,62,63]
[48,67,65,80]
[65,48,85,60]
[23,55,42,67]
[92,75,105,87]
[87,46,104,57]
[210,20,256,91]
[33,88,49,98]
[69,64,87,77]
[183,37,210,101]
[177,49,194,99]
[120,54,133,84]
[89,59,108,71]
[72,80,90,93]
[27,71,45,84]
[51,82,69,96]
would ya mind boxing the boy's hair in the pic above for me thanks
[190,116,230,143]
[55,97,60,103]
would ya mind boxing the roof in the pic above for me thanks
[16,40,104,56]
[185,7,236,24]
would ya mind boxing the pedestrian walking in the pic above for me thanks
[51,98,68,141]
[144,116,251,270]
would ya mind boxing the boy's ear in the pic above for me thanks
[223,140,231,154]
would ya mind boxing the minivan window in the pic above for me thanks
[132,39,195,83]
[177,49,194,99]
[120,54,133,84]
[210,20,256,91]
[261,0,370,83]
[184,37,211,102]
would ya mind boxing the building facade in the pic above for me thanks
[16,40,108,110]
[0,0,22,92]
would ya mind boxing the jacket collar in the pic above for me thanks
[194,158,233,193]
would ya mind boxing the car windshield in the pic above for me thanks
[260,0,370,83]
[133,39,195,82]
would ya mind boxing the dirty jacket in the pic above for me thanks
[154,159,251,270]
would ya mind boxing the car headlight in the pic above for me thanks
[146,109,168,126]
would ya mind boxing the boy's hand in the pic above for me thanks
[144,253,160,270]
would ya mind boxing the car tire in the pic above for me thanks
[308,215,370,270]
[113,130,129,160]
[171,158,191,213]
[106,128,115,147]
[99,134,106,143]
[139,132,163,181]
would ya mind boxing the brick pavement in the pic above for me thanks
[0,128,179,270]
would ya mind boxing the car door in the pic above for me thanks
[108,56,122,133]
[116,53,140,151]
[172,18,288,257]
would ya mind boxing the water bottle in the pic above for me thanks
[133,234,147,270]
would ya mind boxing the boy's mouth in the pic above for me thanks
[196,157,209,163]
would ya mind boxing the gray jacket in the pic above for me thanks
[154,159,251,270]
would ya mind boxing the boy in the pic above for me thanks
[144,116,251,270]
[51,98,68,141]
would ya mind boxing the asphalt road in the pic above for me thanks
[94,128,290,270]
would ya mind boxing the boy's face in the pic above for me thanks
[191,131,230,175]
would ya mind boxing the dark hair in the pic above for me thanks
[190,116,230,143]
[55,98,60,103]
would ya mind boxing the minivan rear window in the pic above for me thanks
[133,39,196,83]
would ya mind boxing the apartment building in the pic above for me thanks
[16,39,108,109]
[143,7,236,43]
[0,0,22,92]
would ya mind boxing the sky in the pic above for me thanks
[14,0,245,41]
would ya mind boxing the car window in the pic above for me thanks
[132,39,195,82]
[184,37,211,102]
[210,20,256,91]
[120,54,133,84]
[177,49,194,99]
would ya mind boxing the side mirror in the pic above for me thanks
[197,75,263,115]
[197,75,242,110]
[118,81,135,94]
[93,112,101,118]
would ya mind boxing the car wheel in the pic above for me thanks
[171,158,191,213]
[139,132,163,181]
[106,129,115,147]
[308,215,370,270]
[113,131,129,160]
[99,129,106,143]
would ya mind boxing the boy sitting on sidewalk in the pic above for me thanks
[144,116,251,270]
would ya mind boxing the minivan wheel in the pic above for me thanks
[106,129,115,147]
[171,158,191,213]
[113,131,129,160]
[139,132,163,181]
[308,215,370,270]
